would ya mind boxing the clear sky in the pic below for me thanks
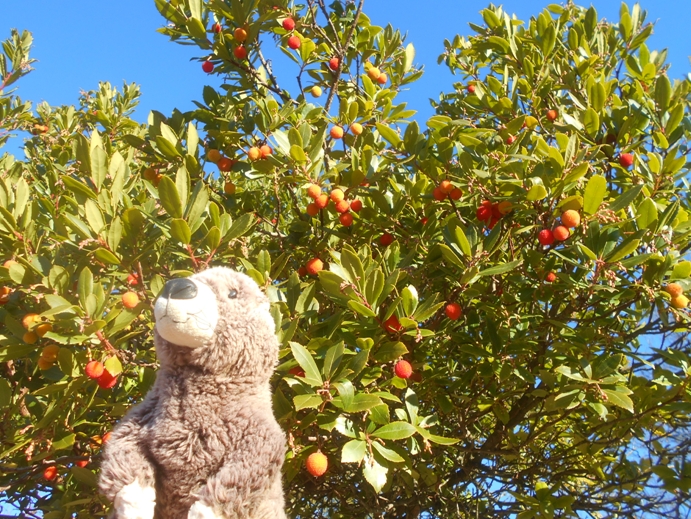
[2,1,690,130]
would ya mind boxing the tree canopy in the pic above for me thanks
[1,1,690,517]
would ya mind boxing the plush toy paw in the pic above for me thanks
[188,501,223,519]
[114,481,156,519]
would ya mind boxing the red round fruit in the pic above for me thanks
[439,180,453,194]
[553,225,570,241]
[126,273,139,286]
[384,315,402,334]
[506,134,516,145]
[421,217,429,225]
[315,194,329,209]
[476,206,492,221]
[546,272,557,283]
[217,157,234,172]
[467,84,476,93]
[394,359,413,379]
[445,302,462,320]
[379,233,394,246]
[339,213,354,227]
[335,200,350,213]
[328,57,340,71]
[260,144,273,158]
[432,187,446,201]
[202,61,214,73]
[85,360,105,380]
[212,23,222,34]
[350,199,363,212]
[619,153,634,169]
[43,466,58,481]
[546,109,558,122]
[306,203,320,217]
[538,229,555,246]
[234,45,248,60]
[282,18,296,31]
[306,258,323,275]
[298,266,308,277]
[450,188,462,200]
[287,35,301,50]
[307,184,321,199]
[97,370,117,389]
[288,366,305,377]
[75,460,89,468]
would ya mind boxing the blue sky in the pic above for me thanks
[1,1,690,132]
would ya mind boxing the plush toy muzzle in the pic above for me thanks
[154,277,219,348]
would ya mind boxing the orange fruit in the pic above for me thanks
[553,225,570,242]
[306,258,323,275]
[497,201,513,215]
[23,332,38,344]
[377,73,388,85]
[36,323,52,337]
[22,313,41,330]
[561,209,580,228]
[85,360,105,379]
[350,123,363,135]
[122,292,139,309]
[664,283,684,298]
[330,189,345,203]
[260,145,273,158]
[335,200,350,214]
[439,180,453,194]
[367,67,381,81]
[234,28,247,42]
[394,359,413,379]
[307,184,321,200]
[306,203,320,217]
[671,294,689,309]
[207,149,222,163]
[41,345,60,362]
[546,109,558,122]
[305,452,328,477]
[315,194,329,209]
[223,182,236,195]
[247,147,261,161]
[37,357,53,370]
[339,213,353,226]
[330,126,344,140]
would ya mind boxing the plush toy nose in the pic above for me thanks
[161,278,198,300]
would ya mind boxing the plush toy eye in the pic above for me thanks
[228,289,238,299]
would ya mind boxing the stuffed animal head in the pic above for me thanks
[153,267,278,378]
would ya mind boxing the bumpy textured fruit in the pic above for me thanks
[36,323,52,337]
[37,357,53,370]
[212,23,222,34]
[315,194,329,209]
[383,315,402,333]
[311,85,322,97]
[85,360,105,379]
[671,294,689,309]
[664,283,684,298]
[367,67,381,81]
[202,61,214,73]
[207,149,221,163]
[377,73,387,85]
[546,272,557,283]
[306,452,328,477]
[553,226,570,242]
[0,286,11,304]
[247,147,261,161]
[282,18,296,31]
[350,122,363,135]
[350,200,363,212]
[22,313,40,329]
[328,57,339,70]
[97,370,118,389]
[75,460,89,468]
[394,360,413,379]
[379,233,394,246]
[306,258,323,275]
[23,332,38,344]
[339,213,353,226]
[122,292,139,309]
[538,229,555,246]
[439,180,453,194]
[260,145,272,158]
[546,109,558,122]
[234,28,247,42]
[335,200,350,214]
[450,188,463,201]
[223,182,236,195]
[233,45,247,60]
[330,189,345,203]
[330,126,344,139]
[306,184,321,199]
[287,35,301,49]
[619,153,634,169]
[41,345,60,362]
[43,466,58,481]
[433,187,446,202]
[561,210,581,228]
[445,303,462,320]
[467,84,476,93]
[306,203,319,217]
[218,157,234,172]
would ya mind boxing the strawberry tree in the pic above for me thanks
[1,1,691,517]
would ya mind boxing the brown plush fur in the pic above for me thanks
[99,268,286,519]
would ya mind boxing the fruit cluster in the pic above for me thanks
[476,200,512,229]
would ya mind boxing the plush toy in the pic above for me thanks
[98,267,286,519]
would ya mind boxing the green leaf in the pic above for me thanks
[372,441,405,463]
[479,259,522,277]
[363,455,388,493]
[655,75,671,112]
[290,342,323,387]
[341,439,367,463]
[78,267,93,310]
[104,356,122,377]
[583,175,607,215]
[608,185,643,213]
[583,107,600,137]
[90,144,107,190]
[373,342,408,363]
[401,285,418,316]
[93,248,121,265]
[376,123,402,148]
[52,433,76,451]
[170,219,192,244]
[636,198,658,229]
[290,145,307,163]
[158,176,183,218]
[526,184,548,201]
[372,421,416,440]
[348,300,376,317]
[602,389,634,412]
[404,43,415,72]
[84,199,105,235]
[294,394,323,411]
[226,213,257,241]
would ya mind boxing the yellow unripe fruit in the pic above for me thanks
[122,292,140,309]
[36,323,52,337]
[234,28,248,42]
[207,149,222,163]
[311,86,322,98]
[247,147,261,161]
[367,67,381,81]
[41,345,60,363]
[350,123,363,136]
[671,294,689,309]
[22,313,41,330]
[37,357,54,370]
[224,182,236,195]
[23,331,39,344]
